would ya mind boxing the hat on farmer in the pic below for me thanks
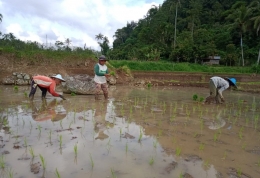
[52,74,66,82]
[227,78,237,88]
[99,55,107,61]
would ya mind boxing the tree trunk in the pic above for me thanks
[174,4,178,50]
[240,34,244,66]
[257,48,260,66]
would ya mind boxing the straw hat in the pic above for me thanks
[52,74,65,82]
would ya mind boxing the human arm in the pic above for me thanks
[94,64,105,76]
[48,83,61,97]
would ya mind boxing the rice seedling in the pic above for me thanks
[7,168,14,178]
[138,128,143,142]
[74,144,78,157]
[199,97,204,102]
[199,143,205,151]
[237,168,242,177]
[242,143,246,150]
[203,160,210,168]
[149,156,154,165]
[213,133,218,142]
[106,138,112,152]
[29,146,35,159]
[39,154,46,170]
[59,135,63,148]
[0,155,5,168]
[59,120,63,129]
[239,127,244,139]
[179,172,184,178]
[24,137,28,147]
[153,139,158,148]
[37,125,42,134]
[49,130,52,142]
[89,153,94,169]
[24,91,28,97]
[55,168,61,178]
[119,128,122,137]
[176,147,181,156]
[111,168,117,178]
[222,151,227,160]
[13,85,18,91]
[257,160,260,167]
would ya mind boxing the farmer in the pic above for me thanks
[29,74,66,101]
[94,55,110,100]
[205,76,237,104]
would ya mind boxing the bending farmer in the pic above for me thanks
[205,76,237,104]
[29,74,66,101]
[94,55,110,100]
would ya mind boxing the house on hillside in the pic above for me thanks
[203,56,220,65]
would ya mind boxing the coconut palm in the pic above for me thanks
[95,33,104,41]
[170,0,181,50]
[225,2,253,66]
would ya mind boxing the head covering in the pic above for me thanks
[226,78,237,88]
[99,55,107,61]
[52,74,65,82]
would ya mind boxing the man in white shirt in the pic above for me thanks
[205,76,237,104]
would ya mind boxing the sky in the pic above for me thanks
[0,0,163,51]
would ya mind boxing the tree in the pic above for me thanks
[0,14,2,23]
[95,33,104,41]
[95,34,110,56]
[170,0,181,50]
[225,2,253,66]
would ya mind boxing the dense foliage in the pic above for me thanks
[103,0,260,66]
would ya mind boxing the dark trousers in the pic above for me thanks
[29,80,48,98]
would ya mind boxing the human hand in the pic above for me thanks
[221,97,225,102]
[105,74,111,77]
[59,95,66,100]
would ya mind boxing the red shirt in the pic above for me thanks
[33,75,60,97]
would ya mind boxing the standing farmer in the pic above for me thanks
[205,76,237,104]
[29,74,66,101]
[94,55,110,100]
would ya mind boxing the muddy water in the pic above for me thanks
[0,85,260,178]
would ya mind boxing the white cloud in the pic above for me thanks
[0,0,163,50]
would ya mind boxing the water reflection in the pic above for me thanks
[30,99,67,122]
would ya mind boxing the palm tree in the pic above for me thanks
[225,2,253,66]
[249,1,260,65]
[95,33,104,41]
[170,0,181,50]
[187,0,202,41]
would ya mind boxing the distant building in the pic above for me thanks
[203,56,220,65]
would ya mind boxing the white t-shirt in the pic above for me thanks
[94,64,108,84]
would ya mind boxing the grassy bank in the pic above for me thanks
[109,60,260,74]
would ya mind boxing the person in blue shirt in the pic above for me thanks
[205,76,237,104]
[94,55,110,100]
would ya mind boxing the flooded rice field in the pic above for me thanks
[0,85,260,178]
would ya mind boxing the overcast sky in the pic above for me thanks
[0,0,163,50]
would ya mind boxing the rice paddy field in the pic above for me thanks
[0,85,259,178]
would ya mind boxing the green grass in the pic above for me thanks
[109,60,256,73]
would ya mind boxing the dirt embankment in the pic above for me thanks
[0,54,259,93]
